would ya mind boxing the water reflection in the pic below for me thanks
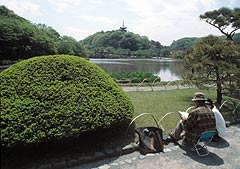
[90,59,185,81]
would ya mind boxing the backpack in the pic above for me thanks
[136,126,164,154]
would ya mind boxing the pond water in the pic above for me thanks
[90,58,185,81]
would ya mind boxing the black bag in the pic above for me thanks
[136,126,164,154]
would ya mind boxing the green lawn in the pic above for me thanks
[127,88,217,134]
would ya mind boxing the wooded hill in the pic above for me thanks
[80,30,167,58]
[81,32,240,59]
[0,5,88,62]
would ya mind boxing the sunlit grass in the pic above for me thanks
[127,88,217,135]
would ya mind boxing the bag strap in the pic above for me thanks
[155,130,164,151]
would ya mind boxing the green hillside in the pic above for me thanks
[0,5,88,62]
[81,30,169,58]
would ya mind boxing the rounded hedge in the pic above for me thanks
[0,55,134,148]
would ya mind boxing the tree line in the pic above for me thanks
[0,5,88,62]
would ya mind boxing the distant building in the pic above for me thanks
[120,20,127,32]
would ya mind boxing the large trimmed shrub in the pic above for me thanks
[0,55,134,148]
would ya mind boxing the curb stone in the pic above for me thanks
[32,144,138,169]
[122,144,137,155]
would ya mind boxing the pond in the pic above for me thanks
[90,58,185,81]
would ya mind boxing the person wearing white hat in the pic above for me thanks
[205,98,226,139]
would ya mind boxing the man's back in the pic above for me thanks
[182,106,216,145]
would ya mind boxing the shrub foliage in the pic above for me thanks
[110,72,159,83]
[0,55,134,148]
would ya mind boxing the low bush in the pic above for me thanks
[0,55,134,148]
[219,98,240,123]
[110,72,159,83]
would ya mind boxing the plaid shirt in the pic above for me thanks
[182,106,216,146]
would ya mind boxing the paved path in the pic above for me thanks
[70,124,240,169]
[121,85,193,92]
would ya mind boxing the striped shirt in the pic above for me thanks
[182,106,216,146]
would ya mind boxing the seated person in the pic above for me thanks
[205,98,226,139]
[168,92,216,147]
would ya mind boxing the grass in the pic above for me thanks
[127,88,217,135]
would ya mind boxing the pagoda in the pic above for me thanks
[120,20,127,32]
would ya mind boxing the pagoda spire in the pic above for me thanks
[120,20,127,32]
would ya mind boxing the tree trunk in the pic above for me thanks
[215,66,222,105]
[226,33,233,41]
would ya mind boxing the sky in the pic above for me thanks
[1,0,240,46]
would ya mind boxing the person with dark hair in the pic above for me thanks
[167,92,216,147]
[205,98,226,139]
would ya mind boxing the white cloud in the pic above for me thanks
[119,0,230,45]
[119,0,200,44]
[199,0,218,10]
[47,0,83,11]
[89,0,103,5]
[0,0,42,17]
[80,16,112,23]
[228,0,240,7]
[57,26,95,40]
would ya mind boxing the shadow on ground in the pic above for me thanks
[208,138,230,148]
[1,120,136,169]
[183,150,224,166]
[178,141,226,167]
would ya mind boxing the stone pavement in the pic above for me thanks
[6,124,239,169]
[121,85,193,92]
[69,124,240,169]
